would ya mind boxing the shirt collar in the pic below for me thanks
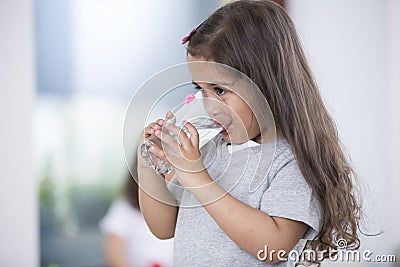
[227,140,260,154]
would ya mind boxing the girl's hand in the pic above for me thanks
[137,119,168,169]
[156,113,206,185]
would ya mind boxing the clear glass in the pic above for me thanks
[140,92,223,175]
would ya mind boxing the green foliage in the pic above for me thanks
[39,160,56,213]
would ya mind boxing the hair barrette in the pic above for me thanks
[181,28,197,45]
[181,21,205,45]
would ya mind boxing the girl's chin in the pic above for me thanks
[222,134,231,143]
[221,133,252,145]
[221,133,231,143]
[221,133,244,144]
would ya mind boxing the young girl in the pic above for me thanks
[137,0,361,266]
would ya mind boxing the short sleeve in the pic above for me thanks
[99,197,142,238]
[260,159,321,240]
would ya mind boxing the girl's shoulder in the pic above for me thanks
[271,137,294,160]
[262,137,298,178]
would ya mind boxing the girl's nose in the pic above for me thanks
[203,96,224,117]
[203,89,222,110]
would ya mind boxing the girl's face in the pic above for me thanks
[187,54,261,144]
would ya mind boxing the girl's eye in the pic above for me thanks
[215,87,227,95]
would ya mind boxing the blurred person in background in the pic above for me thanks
[99,172,174,267]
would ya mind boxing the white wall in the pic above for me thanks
[389,0,400,243]
[70,0,218,99]
[0,0,38,267]
[287,0,400,265]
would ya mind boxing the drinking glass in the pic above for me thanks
[140,92,223,175]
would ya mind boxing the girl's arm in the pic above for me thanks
[138,167,178,239]
[137,121,178,240]
[181,171,307,264]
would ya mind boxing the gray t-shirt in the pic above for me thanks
[167,135,321,266]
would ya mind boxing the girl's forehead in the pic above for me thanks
[188,63,238,88]
[187,54,232,81]
[186,59,260,101]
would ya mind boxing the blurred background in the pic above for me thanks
[0,0,399,266]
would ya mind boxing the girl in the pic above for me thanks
[137,0,361,266]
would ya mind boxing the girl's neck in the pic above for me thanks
[253,128,282,144]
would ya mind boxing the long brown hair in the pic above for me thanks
[187,0,361,264]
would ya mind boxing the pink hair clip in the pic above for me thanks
[181,28,197,45]
[184,93,196,103]
[181,21,206,45]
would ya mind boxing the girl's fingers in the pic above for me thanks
[155,129,178,149]
[145,128,154,137]
[155,119,165,127]
[178,128,192,149]
[152,119,164,132]
[165,111,176,125]
[144,122,156,138]
[183,121,199,148]
[148,145,167,160]
[165,111,174,119]
[164,122,191,149]
[144,119,165,138]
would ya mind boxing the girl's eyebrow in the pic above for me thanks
[191,81,231,87]
[192,81,201,87]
